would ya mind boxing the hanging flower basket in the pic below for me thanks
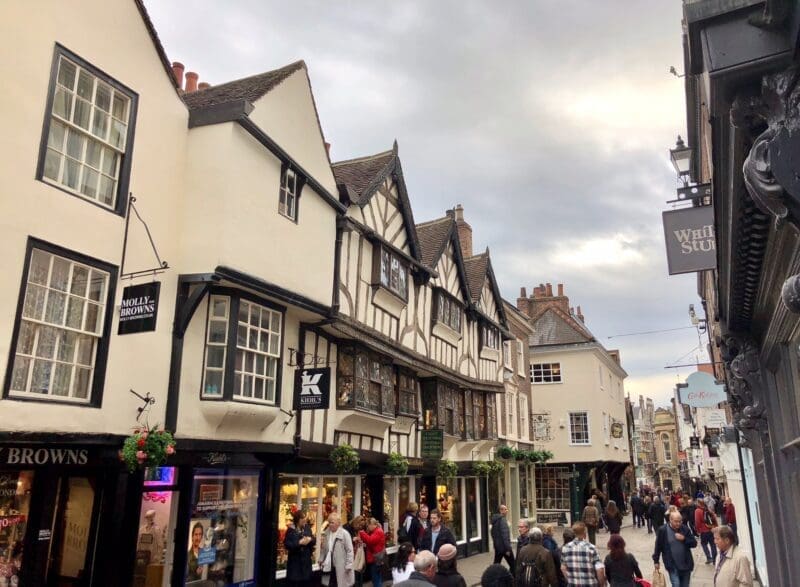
[386,452,409,476]
[473,460,505,477]
[496,445,514,460]
[330,444,359,474]
[514,449,528,461]
[437,459,458,480]
[120,426,175,473]
[539,450,554,463]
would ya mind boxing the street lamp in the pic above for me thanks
[669,135,692,184]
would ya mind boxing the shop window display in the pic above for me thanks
[134,467,178,587]
[383,476,413,548]
[0,471,31,584]
[436,479,462,541]
[186,471,259,586]
[535,466,571,511]
[276,475,359,577]
[466,478,479,540]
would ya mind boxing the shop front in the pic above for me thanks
[533,464,573,526]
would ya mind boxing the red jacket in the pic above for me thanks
[359,526,386,563]
[723,502,736,524]
[694,507,717,533]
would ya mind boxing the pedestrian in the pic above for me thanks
[685,499,697,536]
[285,510,316,587]
[542,524,563,585]
[694,499,719,565]
[480,564,514,587]
[605,501,623,535]
[490,504,515,573]
[321,512,356,587]
[420,509,456,555]
[392,543,416,583]
[630,494,644,528]
[722,498,737,542]
[603,535,643,587]
[516,527,558,587]
[582,499,600,545]
[345,516,367,587]
[648,496,666,533]
[517,519,531,557]
[399,502,423,550]
[653,511,697,587]
[418,504,430,544]
[643,496,653,534]
[560,522,606,587]
[394,550,437,586]
[359,517,386,587]
[712,525,753,587]
[432,543,467,587]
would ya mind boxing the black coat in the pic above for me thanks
[648,503,666,527]
[432,567,468,587]
[420,525,456,554]
[652,523,697,573]
[284,524,316,582]
[399,514,424,550]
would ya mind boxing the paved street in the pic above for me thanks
[454,514,760,586]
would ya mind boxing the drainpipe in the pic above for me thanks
[294,323,307,456]
[331,216,345,316]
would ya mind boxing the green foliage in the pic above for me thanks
[496,445,514,460]
[539,450,554,463]
[386,452,409,476]
[120,425,175,473]
[330,444,360,474]
[473,460,505,477]
[437,459,458,480]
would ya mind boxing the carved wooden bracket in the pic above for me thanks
[721,335,769,440]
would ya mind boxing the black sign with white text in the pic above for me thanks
[293,367,331,410]
[118,282,160,335]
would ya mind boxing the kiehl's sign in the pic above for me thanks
[293,367,331,410]
[662,206,716,275]
[0,446,89,465]
[118,281,160,335]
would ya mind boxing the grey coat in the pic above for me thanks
[320,527,355,587]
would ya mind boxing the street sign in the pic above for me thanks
[662,205,716,275]
[292,367,331,410]
[677,371,727,407]
[420,429,444,459]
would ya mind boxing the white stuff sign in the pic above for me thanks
[662,206,716,275]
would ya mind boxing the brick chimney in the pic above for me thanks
[517,287,528,316]
[198,82,211,90]
[172,62,185,90]
[453,204,472,259]
[527,281,571,317]
[185,71,199,93]
[576,305,584,322]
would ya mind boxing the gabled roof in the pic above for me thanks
[464,251,508,327]
[416,217,453,268]
[331,150,394,204]
[133,0,180,93]
[182,61,305,111]
[332,142,422,261]
[530,306,595,346]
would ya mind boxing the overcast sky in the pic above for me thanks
[145,1,705,406]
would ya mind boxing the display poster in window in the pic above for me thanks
[118,281,160,334]
[188,473,259,587]
[293,367,331,410]
[420,429,444,459]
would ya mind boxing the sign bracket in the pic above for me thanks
[121,194,170,280]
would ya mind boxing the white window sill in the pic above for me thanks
[569,442,592,447]
[372,286,406,318]
[199,399,280,430]
[480,347,500,361]
[432,322,462,346]
[532,381,563,385]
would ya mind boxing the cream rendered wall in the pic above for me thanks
[181,123,337,305]
[0,0,187,432]
[246,69,337,197]
[531,347,629,464]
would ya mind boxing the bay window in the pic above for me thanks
[481,323,499,350]
[374,245,408,300]
[434,290,462,332]
[336,346,397,416]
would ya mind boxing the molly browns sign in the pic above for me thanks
[662,206,716,275]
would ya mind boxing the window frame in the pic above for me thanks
[530,362,562,384]
[568,411,591,446]
[278,163,305,222]
[372,244,409,301]
[199,287,286,406]
[3,237,118,407]
[481,323,500,350]
[36,44,138,217]
[516,340,525,376]
[433,289,463,333]
[661,432,672,462]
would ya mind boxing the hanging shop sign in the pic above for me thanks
[690,436,701,449]
[420,429,444,460]
[677,371,727,408]
[611,421,624,439]
[118,281,161,334]
[662,206,716,275]
[293,367,331,410]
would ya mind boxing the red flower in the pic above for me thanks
[137,438,146,448]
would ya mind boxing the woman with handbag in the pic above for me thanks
[285,510,316,587]
[603,535,643,586]
[321,513,355,587]
[359,517,386,587]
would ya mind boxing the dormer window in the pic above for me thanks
[435,291,461,332]
[377,247,408,300]
[481,324,499,350]
[279,168,298,221]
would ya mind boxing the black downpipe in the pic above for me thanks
[165,280,190,432]
[331,217,344,316]
[294,324,306,456]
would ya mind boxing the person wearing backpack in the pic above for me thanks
[582,499,600,545]
[516,527,558,587]
[399,502,423,551]
[603,535,642,586]
[694,500,718,565]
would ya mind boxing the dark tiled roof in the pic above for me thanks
[182,61,305,111]
[331,150,394,204]
[133,0,180,92]
[416,217,453,268]
[530,307,594,346]
[464,253,489,303]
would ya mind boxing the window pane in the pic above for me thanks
[50,257,71,291]
[76,335,94,366]
[48,120,67,150]
[98,175,115,205]
[110,119,127,149]
[44,291,67,325]
[63,158,80,189]
[211,298,228,318]
[57,58,77,89]
[53,87,73,120]
[76,70,93,99]
[85,141,101,169]
[56,330,77,362]
[73,97,91,130]
[73,367,91,398]
[112,94,127,120]
[88,270,106,301]
[23,285,46,320]
[36,326,58,359]
[10,357,31,391]
[84,302,101,333]
[95,83,111,112]
[52,364,72,396]
[44,150,62,181]
[31,359,52,394]
[209,320,227,343]
[91,109,109,140]
[80,167,99,198]
[16,321,35,355]
[100,148,118,176]
[204,370,223,395]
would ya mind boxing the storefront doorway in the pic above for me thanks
[133,467,179,587]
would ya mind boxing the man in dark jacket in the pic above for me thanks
[649,496,666,531]
[395,550,437,586]
[516,527,558,587]
[653,511,697,587]
[420,509,456,555]
[399,502,423,550]
[490,504,514,573]
[516,519,531,557]
[630,493,644,528]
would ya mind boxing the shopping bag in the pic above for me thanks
[634,578,652,587]
[651,569,666,587]
[353,544,366,572]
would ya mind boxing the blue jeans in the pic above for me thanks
[369,562,382,587]
[668,569,691,587]
[700,531,717,562]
